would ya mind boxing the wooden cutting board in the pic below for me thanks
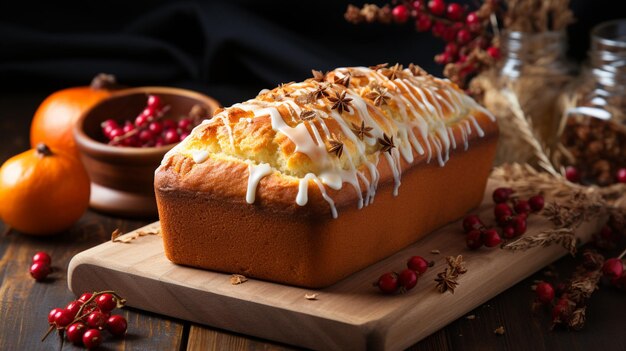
[67,180,601,351]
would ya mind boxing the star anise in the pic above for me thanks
[351,121,374,140]
[299,110,317,121]
[369,63,389,71]
[409,63,428,77]
[446,255,467,275]
[381,63,404,80]
[311,83,330,100]
[327,134,344,158]
[365,86,390,107]
[328,90,353,114]
[435,270,459,293]
[378,133,395,154]
[334,72,351,88]
[311,69,326,82]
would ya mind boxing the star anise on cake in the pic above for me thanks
[365,86,390,107]
[381,63,404,80]
[351,121,374,140]
[378,133,395,154]
[327,134,344,158]
[311,83,331,100]
[333,72,351,88]
[408,63,428,77]
[311,69,327,82]
[369,63,388,71]
[299,110,317,121]
[328,90,353,114]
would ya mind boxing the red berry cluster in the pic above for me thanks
[389,0,499,83]
[565,166,626,185]
[462,187,544,250]
[101,94,195,147]
[44,291,127,349]
[30,251,52,281]
[603,256,626,290]
[376,255,433,294]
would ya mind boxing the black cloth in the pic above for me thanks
[0,0,623,106]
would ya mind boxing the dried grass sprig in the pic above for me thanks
[502,228,577,254]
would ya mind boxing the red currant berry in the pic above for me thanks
[456,29,472,44]
[82,329,103,349]
[377,272,399,294]
[398,269,418,291]
[78,292,94,303]
[178,118,193,131]
[48,307,63,324]
[32,251,51,265]
[138,129,154,143]
[431,21,446,37]
[466,229,483,249]
[528,195,544,212]
[66,322,87,345]
[407,256,430,274]
[492,187,513,203]
[535,282,555,304]
[415,14,432,32]
[462,214,483,232]
[106,314,128,337]
[122,121,135,134]
[602,258,624,278]
[30,262,51,281]
[487,46,501,59]
[163,119,177,130]
[54,309,75,328]
[482,229,502,248]
[466,12,479,25]
[565,166,580,183]
[514,200,531,215]
[446,3,463,20]
[135,114,149,127]
[392,5,410,23]
[164,129,180,144]
[511,215,527,236]
[148,121,163,135]
[96,293,117,312]
[428,0,446,16]
[616,168,626,183]
[494,203,513,219]
[442,25,458,43]
[412,0,423,10]
[65,300,83,318]
[435,52,452,64]
[502,225,516,239]
[444,42,458,56]
[101,119,118,130]
[155,137,165,147]
[147,94,161,109]
[108,127,124,141]
[552,301,571,322]
[86,311,108,329]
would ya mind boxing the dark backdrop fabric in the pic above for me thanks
[0,0,624,106]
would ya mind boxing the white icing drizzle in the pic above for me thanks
[246,163,272,204]
[167,66,495,218]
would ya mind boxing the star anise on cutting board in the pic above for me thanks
[327,134,344,158]
[435,255,468,294]
[351,121,374,140]
[328,90,353,114]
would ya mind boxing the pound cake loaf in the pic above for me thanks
[155,64,498,288]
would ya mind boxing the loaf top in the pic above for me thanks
[157,64,497,218]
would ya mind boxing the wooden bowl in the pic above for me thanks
[74,87,220,218]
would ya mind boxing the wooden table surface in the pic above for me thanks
[1,92,625,351]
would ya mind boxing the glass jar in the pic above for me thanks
[556,20,626,186]
[478,30,574,165]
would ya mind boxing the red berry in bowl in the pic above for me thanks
[398,269,418,291]
[446,3,464,20]
[617,168,626,183]
[407,256,430,274]
[138,129,153,142]
[494,203,513,219]
[565,166,580,183]
[96,293,117,313]
[106,314,128,337]
[392,5,410,23]
[67,322,87,345]
[82,329,103,349]
[86,311,108,329]
[32,251,51,265]
[30,262,51,281]
[135,114,149,127]
[492,187,513,203]
[377,272,399,294]
[54,309,75,328]
[428,0,446,16]
[147,94,161,109]
[164,129,180,144]
[462,214,483,232]
[535,282,555,304]
[602,258,624,278]
[514,200,531,215]
[148,121,163,135]
[482,229,502,248]
[528,195,544,212]
[466,229,483,249]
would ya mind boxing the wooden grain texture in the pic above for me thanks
[67,179,603,351]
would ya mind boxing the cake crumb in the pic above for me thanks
[494,326,505,335]
[304,293,318,300]
[230,274,248,285]
[465,314,476,320]
[431,249,441,254]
